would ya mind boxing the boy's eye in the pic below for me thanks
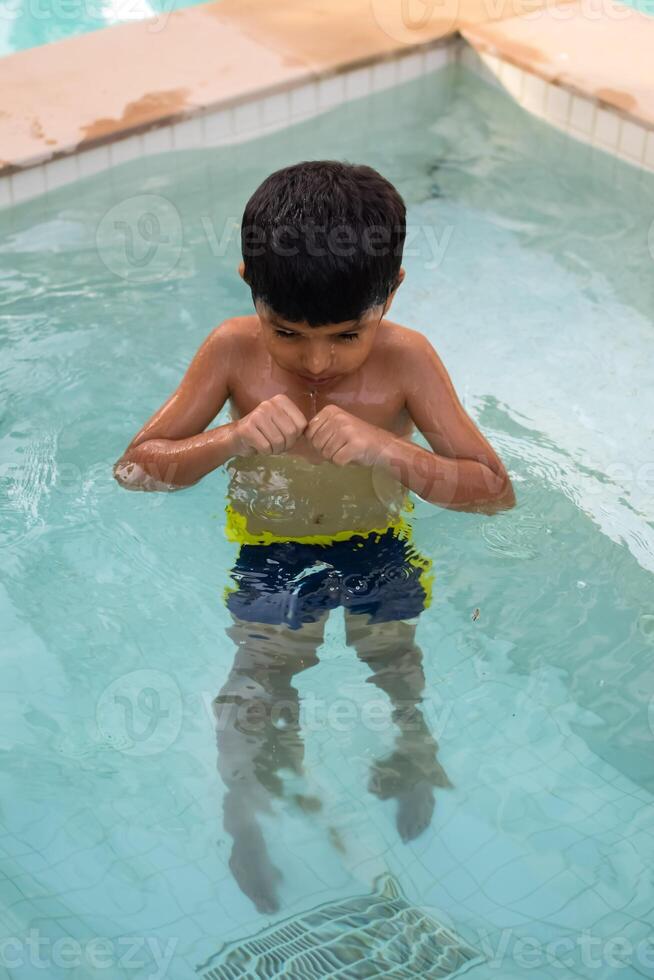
[273,330,359,342]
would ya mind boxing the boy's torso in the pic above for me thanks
[225,315,418,539]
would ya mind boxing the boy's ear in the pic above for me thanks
[383,266,405,314]
[237,261,246,281]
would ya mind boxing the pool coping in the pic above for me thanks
[1,0,653,209]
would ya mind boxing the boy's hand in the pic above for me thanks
[232,394,308,457]
[305,405,393,467]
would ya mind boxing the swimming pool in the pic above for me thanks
[1,63,653,978]
[0,0,204,56]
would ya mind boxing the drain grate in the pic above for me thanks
[197,874,483,979]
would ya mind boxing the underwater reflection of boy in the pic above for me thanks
[114,161,515,913]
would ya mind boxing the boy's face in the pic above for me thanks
[239,263,404,388]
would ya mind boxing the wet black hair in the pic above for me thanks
[240,160,406,326]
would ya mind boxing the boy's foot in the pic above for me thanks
[229,824,283,914]
[396,780,435,843]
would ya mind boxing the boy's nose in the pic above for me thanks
[304,347,334,375]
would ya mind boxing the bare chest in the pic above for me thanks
[225,320,415,462]
[227,362,412,435]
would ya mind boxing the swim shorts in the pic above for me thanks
[222,506,434,630]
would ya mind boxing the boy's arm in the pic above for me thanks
[382,332,515,513]
[114,321,242,491]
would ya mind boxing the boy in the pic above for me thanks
[114,161,514,911]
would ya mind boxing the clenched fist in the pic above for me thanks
[305,404,394,467]
[231,394,308,457]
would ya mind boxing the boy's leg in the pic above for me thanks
[343,610,451,842]
[214,610,329,913]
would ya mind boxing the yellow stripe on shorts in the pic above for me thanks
[222,501,435,610]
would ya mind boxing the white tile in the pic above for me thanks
[593,107,620,150]
[232,100,260,136]
[463,47,499,87]
[258,119,293,138]
[171,116,204,149]
[479,52,501,83]
[618,120,646,163]
[344,66,371,100]
[545,83,571,126]
[397,51,423,83]
[142,125,173,155]
[424,45,449,74]
[258,119,288,142]
[520,72,547,117]
[78,144,111,178]
[501,62,524,101]
[563,126,594,153]
[318,73,345,109]
[370,59,397,93]
[109,135,143,166]
[0,176,11,209]
[460,43,481,73]
[261,91,289,126]
[569,95,595,136]
[446,41,459,64]
[290,82,318,117]
[645,131,654,170]
[44,154,79,192]
[10,166,46,204]
[202,108,232,145]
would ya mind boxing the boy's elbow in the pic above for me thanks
[112,454,175,493]
[112,456,149,492]
[112,447,195,493]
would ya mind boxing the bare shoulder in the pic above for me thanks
[378,319,442,376]
[209,314,258,349]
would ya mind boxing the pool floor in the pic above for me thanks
[1,65,654,978]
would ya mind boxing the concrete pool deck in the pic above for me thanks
[0,0,653,186]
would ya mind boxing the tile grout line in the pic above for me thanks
[3,35,654,210]
[1,38,457,210]
[462,43,654,176]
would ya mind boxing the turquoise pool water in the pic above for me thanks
[0,0,203,56]
[1,65,654,978]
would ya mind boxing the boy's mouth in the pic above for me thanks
[298,374,340,386]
